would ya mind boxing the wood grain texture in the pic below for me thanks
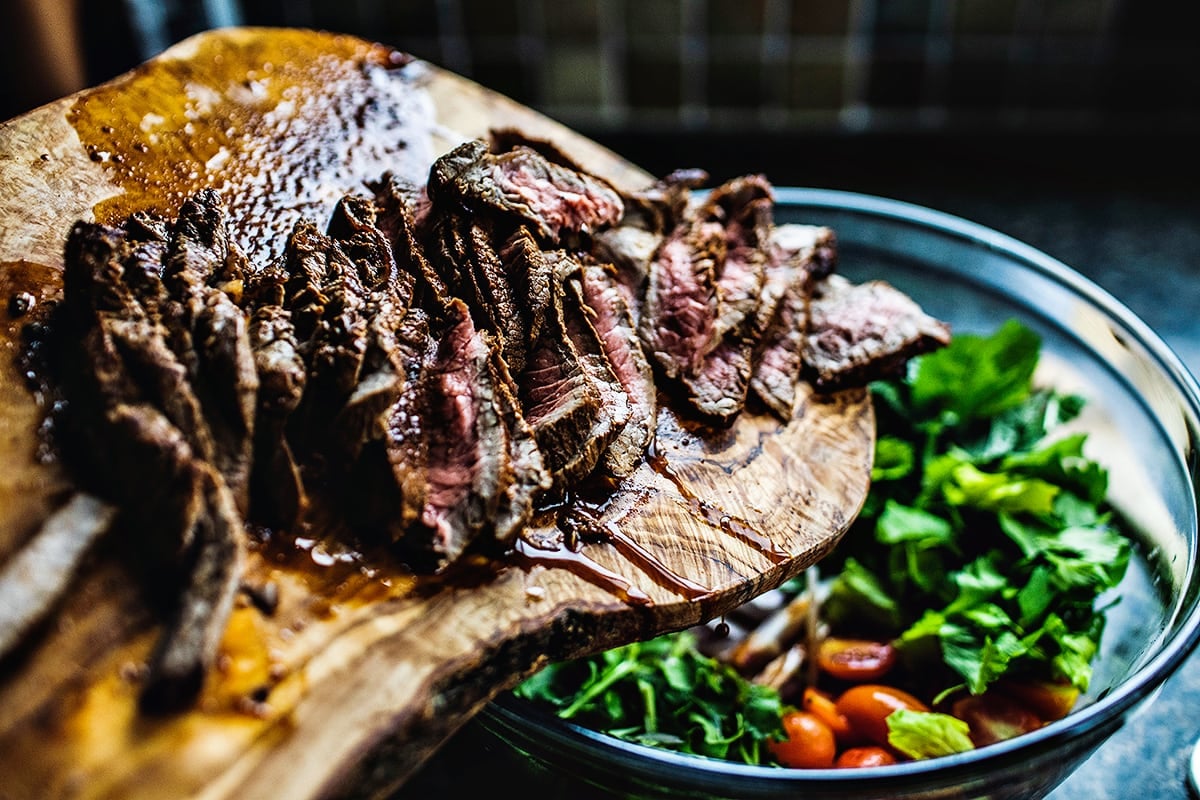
[0,28,873,799]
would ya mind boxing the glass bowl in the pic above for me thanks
[397,188,1200,800]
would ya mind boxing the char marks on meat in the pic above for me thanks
[44,133,950,714]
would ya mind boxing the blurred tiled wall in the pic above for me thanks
[16,0,1197,136]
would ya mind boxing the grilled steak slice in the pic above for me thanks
[427,139,623,243]
[488,346,552,541]
[428,216,527,375]
[408,299,512,570]
[62,222,214,525]
[638,218,727,380]
[590,224,661,303]
[503,238,614,488]
[371,173,446,299]
[675,177,774,421]
[550,251,629,484]
[140,459,244,715]
[572,263,656,478]
[164,192,258,510]
[347,308,435,540]
[804,275,952,390]
[750,224,837,419]
[620,168,709,234]
[246,304,307,528]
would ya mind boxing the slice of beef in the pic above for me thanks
[283,227,371,458]
[590,224,661,306]
[427,139,623,243]
[698,175,773,338]
[329,298,407,466]
[488,347,551,541]
[62,223,216,515]
[638,218,727,380]
[246,304,308,528]
[427,216,527,375]
[489,128,590,173]
[657,174,776,422]
[804,275,952,391]
[140,456,245,715]
[62,217,250,713]
[327,192,416,309]
[347,308,435,540]
[507,241,617,488]
[370,173,445,299]
[572,263,657,478]
[549,251,629,483]
[750,224,837,419]
[406,299,512,570]
[163,192,258,511]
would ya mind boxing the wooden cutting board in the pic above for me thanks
[0,28,873,800]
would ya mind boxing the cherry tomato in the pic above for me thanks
[802,687,857,745]
[835,685,929,748]
[835,746,898,768]
[952,693,1043,747]
[995,679,1079,722]
[817,638,897,682]
[769,710,837,768]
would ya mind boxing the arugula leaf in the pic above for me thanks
[513,631,785,763]
[887,710,975,759]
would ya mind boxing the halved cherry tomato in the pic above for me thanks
[816,638,897,682]
[835,684,929,748]
[995,679,1079,722]
[802,687,857,745]
[951,692,1043,747]
[835,746,898,768]
[769,710,836,768]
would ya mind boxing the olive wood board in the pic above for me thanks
[0,27,874,800]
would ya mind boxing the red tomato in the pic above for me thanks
[817,638,897,682]
[835,685,929,748]
[951,693,1044,747]
[835,746,898,768]
[802,687,857,746]
[995,680,1079,722]
[769,710,837,769]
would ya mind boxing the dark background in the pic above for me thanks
[4,1,1200,797]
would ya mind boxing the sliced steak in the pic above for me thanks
[427,139,623,243]
[246,304,308,528]
[750,224,837,419]
[348,308,435,541]
[804,275,952,391]
[572,263,657,477]
[164,191,258,510]
[638,218,726,380]
[408,299,511,570]
[549,251,629,483]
